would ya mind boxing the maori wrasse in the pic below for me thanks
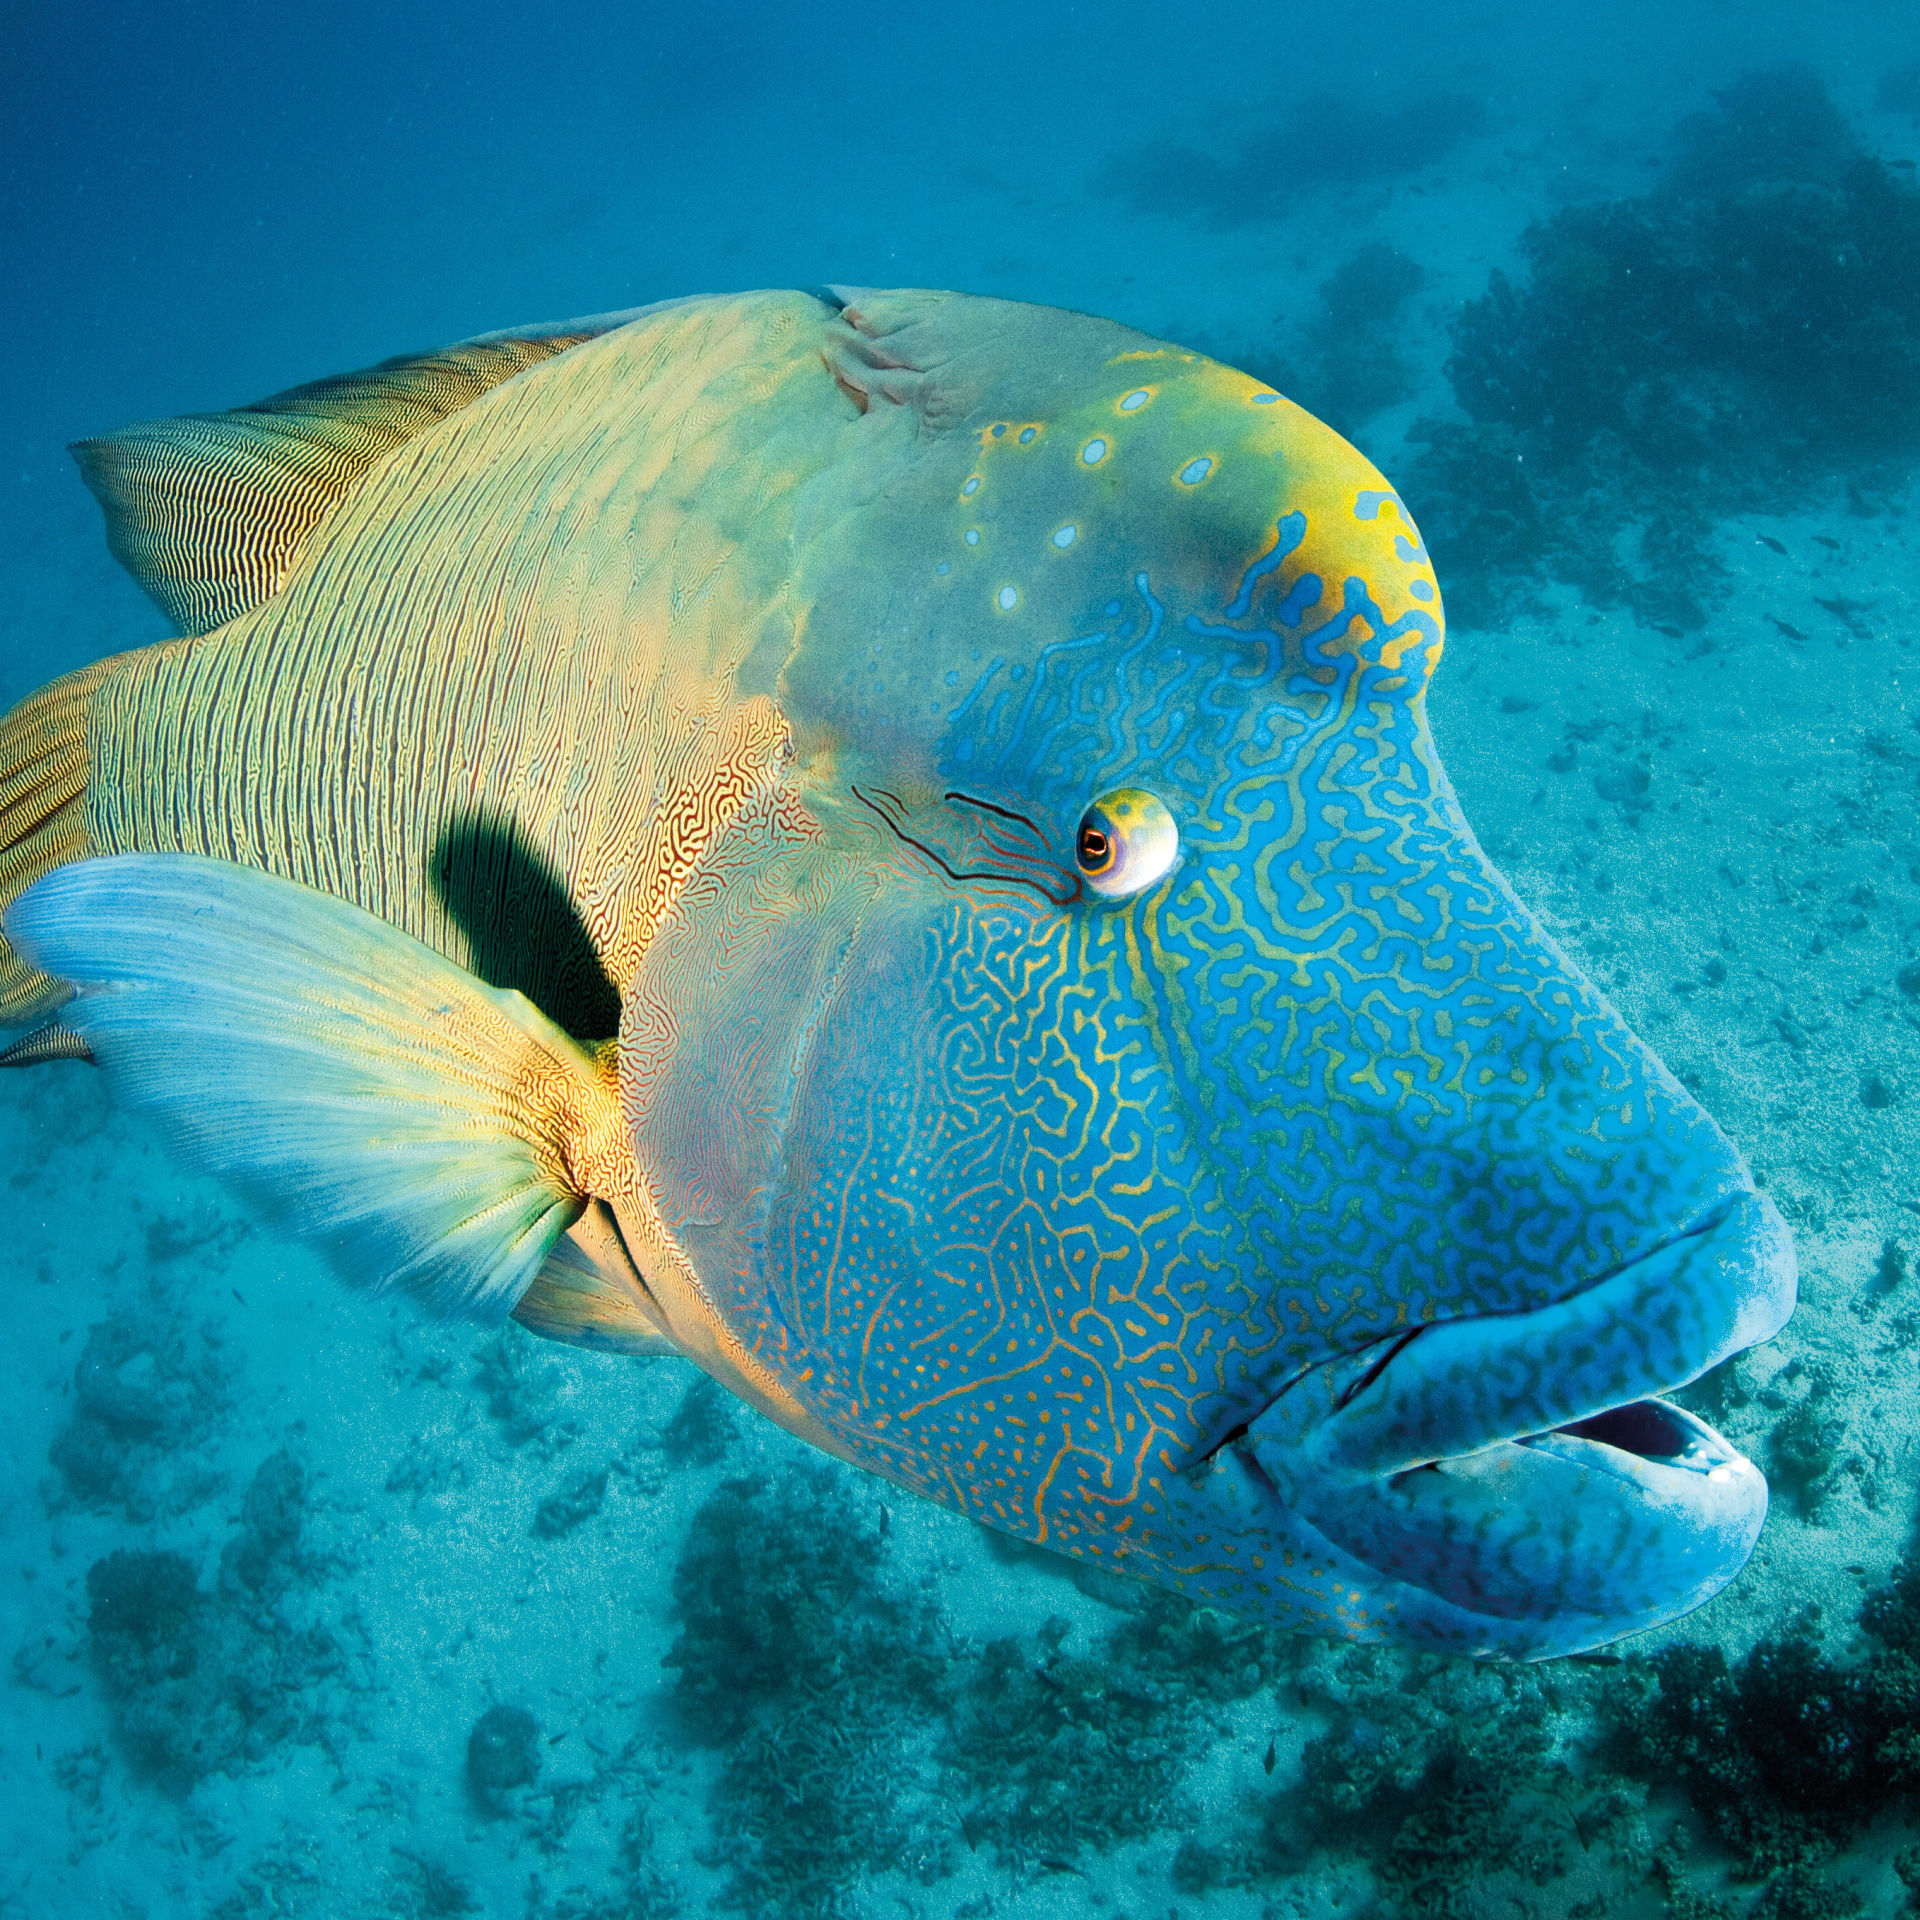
[0,288,1794,1657]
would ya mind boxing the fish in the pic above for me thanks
[0,286,1795,1658]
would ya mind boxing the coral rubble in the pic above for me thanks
[50,1300,232,1519]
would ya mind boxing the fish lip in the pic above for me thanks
[1528,1397,1731,1475]
[1342,1401,1770,1642]
[1217,1188,1794,1649]
[1258,1185,1796,1476]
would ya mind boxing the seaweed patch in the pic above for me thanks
[1166,1643,1640,1917]
[944,1590,1282,1875]
[1100,91,1491,227]
[466,1703,541,1805]
[1294,243,1429,432]
[659,1373,737,1469]
[665,1465,952,1916]
[1602,1544,1920,1892]
[49,1296,234,1520]
[84,1451,350,1794]
[472,1324,580,1453]
[1185,244,1431,442]
[1408,67,1920,631]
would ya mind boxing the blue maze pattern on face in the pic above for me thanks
[751,500,1759,1585]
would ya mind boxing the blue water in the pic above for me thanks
[4,3,1920,1914]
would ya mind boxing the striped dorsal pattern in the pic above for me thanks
[70,316,636,636]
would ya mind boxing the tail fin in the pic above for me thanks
[0,662,108,1024]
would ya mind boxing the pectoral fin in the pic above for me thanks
[3,852,628,1320]
[515,1204,677,1356]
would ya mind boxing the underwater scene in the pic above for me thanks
[4,1,1920,1915]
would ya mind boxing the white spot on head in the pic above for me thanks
[1052,525,1077,549]
[965,529,981,546]
[1081,438,1108,466]
[1119,389,1150,411]
[997,585,1019,611]
[1178,456,1213,486]
[962,476,981,497]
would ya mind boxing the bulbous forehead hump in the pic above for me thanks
[784,290,1442,786]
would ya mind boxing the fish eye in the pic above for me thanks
[1076,822,1114,873]
[1074,789,1179,899]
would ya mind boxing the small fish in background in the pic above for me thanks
[0,287,1794,1659]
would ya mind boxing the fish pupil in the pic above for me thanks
[1077,824,1113,872]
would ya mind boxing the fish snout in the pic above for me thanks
[1293,1408,1766,1650]
[1303,1188,1794,1476]
[1200,1190,1794,1657]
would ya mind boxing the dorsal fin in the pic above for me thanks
[71,311,642,635]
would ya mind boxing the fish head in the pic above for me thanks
[620,291,1796,1657]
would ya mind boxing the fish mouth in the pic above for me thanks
[1216,1188,1797,1657]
